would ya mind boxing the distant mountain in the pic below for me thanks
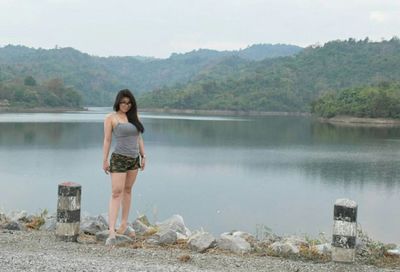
[169,43,302,61]
[139,38,400,112]
[0,44,302,105]
[237,44,302,60]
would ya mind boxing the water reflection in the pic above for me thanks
[311,121,400,143]
[0,110,399,243]
[0,123,103,148]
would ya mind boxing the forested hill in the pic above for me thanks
[311,82,400,118]
[139,38,400,112]
[0,44,302,106]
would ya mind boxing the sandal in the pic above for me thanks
[105,236,117,247]
[117,225,136,239]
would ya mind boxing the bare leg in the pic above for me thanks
[118,169,138,232]
[108,172,126,238]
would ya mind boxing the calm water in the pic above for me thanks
[0,108,399,243]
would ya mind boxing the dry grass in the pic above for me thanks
[374,254,400,269]
[24,209,48,230]
[298,245,330,262]
[178,254,191,263]
[355,228,400,269]
[25,217,45,230]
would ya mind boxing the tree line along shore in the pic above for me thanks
[2,38,400,120]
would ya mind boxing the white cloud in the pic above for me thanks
[370,11,387,23]
[1,0,400,57]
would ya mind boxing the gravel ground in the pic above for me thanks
[0,230,398,272]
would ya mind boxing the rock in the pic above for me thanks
[283,236,308,247]
[80,215,108,235]
[384,243,398,250]
[217,232,251,254]
[387,248,400,256]
[95,230,133,244]
[137,215,151,226]
[95,230,111,241]
[25,215,36,223]
[157,229,178,245]
[156,214,191,238]
[2,221,26,231]
[356,239,368,251]
[0,212,8,223]
[188,231,216,253]
[313,243,332,255]
[146,226,158,236]
[8,210,28,222]
[232,231,257,247]
[270,241,300,255]
[40,215,57,231]
[131,219,151,236]
[176,232,188,240]
[145,237,160,245]
[255,233,281,250]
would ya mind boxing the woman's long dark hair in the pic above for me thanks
[113,89,144,133]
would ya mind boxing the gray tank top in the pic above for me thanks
[113,115,140,158]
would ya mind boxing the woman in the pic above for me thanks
[102,89,146,246]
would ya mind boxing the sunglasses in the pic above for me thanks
[119,101,132,106]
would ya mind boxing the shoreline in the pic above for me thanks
[140,108,311,117]
[2,106,400,127]
[0,106,87,113]
[318,116,400,127]
[0,230,391,272]
[1,230,398,272]
[0,209,399,271]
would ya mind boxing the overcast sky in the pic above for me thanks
[0,0,399,58]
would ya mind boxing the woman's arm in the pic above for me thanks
[103,114,113,174]
[138,134,146,170]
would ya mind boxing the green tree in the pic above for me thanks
[24,76,37,86]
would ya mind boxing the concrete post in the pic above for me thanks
[56,182,81,242]
[332,198,357,263]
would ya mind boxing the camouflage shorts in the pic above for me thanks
[109,153,140,173]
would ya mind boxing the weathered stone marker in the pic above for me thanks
[56,182,81,242]
[332,198,357,263]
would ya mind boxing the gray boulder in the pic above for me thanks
[8,210,28,222]
[217,232,251,254]
[231,231,257,248]
[136,214,151,226]
[145,237,161,245]
[270,241,300,255]
[80,215,108,235]
[263,232,281,243]
[283,236,308,247]
[25,215,36,222]
[2,221,26,231]
[188,231,216,253]
[131,219,151,236]
[387,247,400,256]
[40,215,57,231]
[0,212,8,223]
[313,243,332,255]
[156,214,191,239]
[156,229,178,245]
[255,232,281,250]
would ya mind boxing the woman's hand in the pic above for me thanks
[140,157,146,171]
[103,160,110,175]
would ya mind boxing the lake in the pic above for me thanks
[0,107,399,244]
